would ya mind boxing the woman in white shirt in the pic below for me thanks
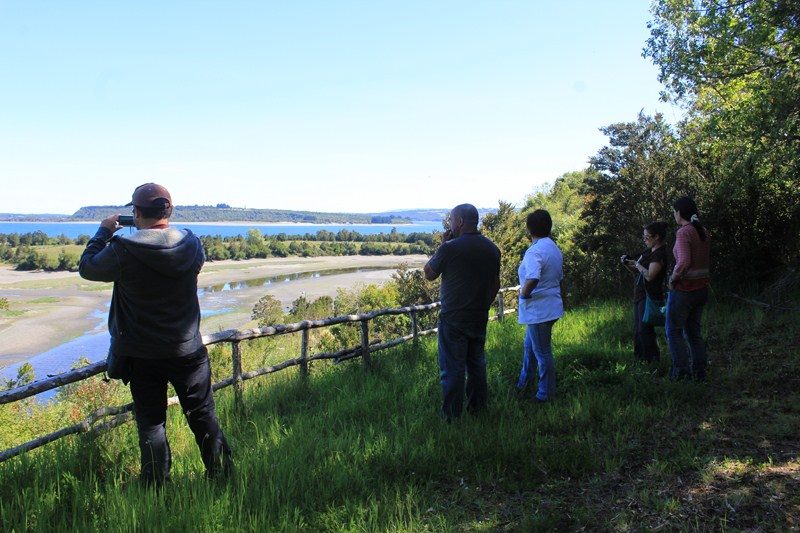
[516,209,564,402]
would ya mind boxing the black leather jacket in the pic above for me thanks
[79,226,205,359]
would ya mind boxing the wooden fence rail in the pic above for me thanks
[0,286,520,464]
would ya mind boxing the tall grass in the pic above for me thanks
[0,298,797,530]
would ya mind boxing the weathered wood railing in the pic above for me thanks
[0,286,520,463]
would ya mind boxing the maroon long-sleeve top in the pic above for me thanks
[671,224,711,291]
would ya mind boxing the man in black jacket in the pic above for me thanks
[79,183,232,485]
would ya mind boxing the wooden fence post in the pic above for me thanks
[300,328,309,379]
[497,292,505,322]
[410,309,419,356]
[360,320,371,369]
[231,341,244,410]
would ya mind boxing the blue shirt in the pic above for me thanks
[517,237,564,324]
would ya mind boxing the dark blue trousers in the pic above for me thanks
[437,318,489,420]
[634,299,660,362]
[129,347,232,484]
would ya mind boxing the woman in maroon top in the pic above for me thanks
[666,196,711,381]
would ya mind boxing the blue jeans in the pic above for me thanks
[437,318,488,419]
[516,320,557,401]
[665,288,708,380]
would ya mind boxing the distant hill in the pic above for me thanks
[0,206,496,224]
[0,213,70,222]
[69,205,413,224]
[370,208,496,222]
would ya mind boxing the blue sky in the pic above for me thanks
[0,1,681,215]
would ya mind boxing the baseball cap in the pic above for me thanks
[126,183,172,208]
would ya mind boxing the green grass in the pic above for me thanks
[30,244,84,261]
[0,298,797,530]
[27,297,60,304]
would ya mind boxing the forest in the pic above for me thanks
[483,0,799,303]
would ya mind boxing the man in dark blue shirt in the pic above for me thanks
[424,204,501,419]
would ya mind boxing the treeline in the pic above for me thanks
[0,231,87,247]
[249,264,442,354]
[0,229,436,271]
[0,232,88,271]
[70,205,412,224]
[484,0,800,302]
[200,229,435,260]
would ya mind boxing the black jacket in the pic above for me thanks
[79,226,205,359]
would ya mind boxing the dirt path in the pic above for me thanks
[0,255,427,367]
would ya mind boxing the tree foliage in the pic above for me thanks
[577,113,694,298]
[482,171,594,303]
[645,0,800,283]
[251,294,284,327]
[1,363,34,391]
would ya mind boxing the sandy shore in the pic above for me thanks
[0,255,427,368]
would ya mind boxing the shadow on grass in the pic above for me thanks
[0,298,798,529]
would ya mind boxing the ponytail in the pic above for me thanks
[673,196,706,241]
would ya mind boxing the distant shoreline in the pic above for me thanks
[0,219,434,226]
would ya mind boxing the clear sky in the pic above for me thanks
[0,1,681,215]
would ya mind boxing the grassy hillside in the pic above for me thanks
[0,298,797,530]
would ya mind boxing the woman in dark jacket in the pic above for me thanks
[622,221,668,362]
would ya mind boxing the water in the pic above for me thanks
[197,266,386,295]
[0,221,442,239]
[0,266,394,399]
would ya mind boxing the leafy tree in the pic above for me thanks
[14,249,47,271]
[1,362,34,390]
[389,263,440,329]
[57,249,78,271]
[480,201,523,288]
[245,229,268,258]
[645,0,800,283]
[482,171,596,303]
[269,240,290,257]
[575,113,694,298]
[251,294,285,326]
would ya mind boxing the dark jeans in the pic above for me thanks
[129,347,232,484]
[437,318,489,420]
[665,288,709,380]
[634,299,660,362]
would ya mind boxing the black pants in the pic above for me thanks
[129,347,232,484]
[634,299,660,362]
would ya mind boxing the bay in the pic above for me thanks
[0,265,396,400]
[0,221,442,239]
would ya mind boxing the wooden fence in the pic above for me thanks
[0,286,520,464]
